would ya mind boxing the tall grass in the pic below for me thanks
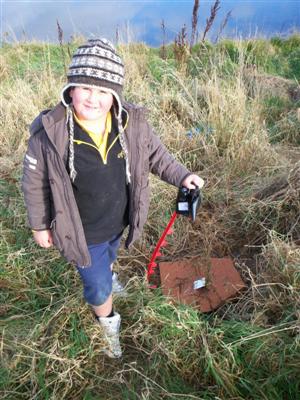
[1,36,299,399]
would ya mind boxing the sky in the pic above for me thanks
[1,0,300,46]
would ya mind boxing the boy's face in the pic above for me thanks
[69,86,114,121]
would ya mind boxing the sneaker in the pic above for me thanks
[97,312,122,358]
[112,272,127,296]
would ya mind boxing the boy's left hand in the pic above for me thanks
[182,174,204,190]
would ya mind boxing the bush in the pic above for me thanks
[288,48,300,80]
[217,39,240,63]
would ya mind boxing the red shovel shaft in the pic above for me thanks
[147,211,178,283]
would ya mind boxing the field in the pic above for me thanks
[0,35,300,399]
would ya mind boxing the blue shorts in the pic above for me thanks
[76,233,122,306]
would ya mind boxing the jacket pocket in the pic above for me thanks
[50,218,63,251]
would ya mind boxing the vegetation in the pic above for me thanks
[0,34,299,399]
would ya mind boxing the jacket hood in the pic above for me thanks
[29,109,52,136]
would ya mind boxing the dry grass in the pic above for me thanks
[0,39,299,399]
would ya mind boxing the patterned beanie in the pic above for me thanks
[61,38,131,184]
[61,38,124,106]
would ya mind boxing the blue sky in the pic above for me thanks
[1,1,300,45]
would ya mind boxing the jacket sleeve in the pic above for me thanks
[21,131,52,230]
[147,120,191,187]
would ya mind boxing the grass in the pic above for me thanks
[0,35,300,399]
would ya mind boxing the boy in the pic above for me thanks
[22,38,204,358]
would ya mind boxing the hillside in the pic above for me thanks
[0,36,299,399]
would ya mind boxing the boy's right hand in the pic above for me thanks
[33,229,53,248]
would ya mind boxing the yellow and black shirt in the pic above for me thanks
[70,112,129,244]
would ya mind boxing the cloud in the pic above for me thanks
[2,1,299,44]
[231,3,255,19]
[2,0,146,41]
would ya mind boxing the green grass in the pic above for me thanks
[1,35,300,399]
[260,94,300,145]
[0,42,78,79]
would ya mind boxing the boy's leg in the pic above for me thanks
[77,233,122,305]
[92,293,113,317]
[76,234,123,358]
[76,242,113,307]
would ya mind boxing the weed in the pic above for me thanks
[1,36,299,399]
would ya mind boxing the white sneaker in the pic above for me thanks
[112,272,127,296]
[97,312,122,358]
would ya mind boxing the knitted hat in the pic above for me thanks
[61,38,130,183]
[61,38,125,117]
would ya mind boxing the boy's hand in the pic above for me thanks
[182,174,204,190]
[33,229,53,248]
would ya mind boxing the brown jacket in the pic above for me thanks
[22,101,190,266]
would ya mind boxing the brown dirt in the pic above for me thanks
[159,257,246,312]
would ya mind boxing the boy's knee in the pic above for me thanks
[83,282,111,306]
